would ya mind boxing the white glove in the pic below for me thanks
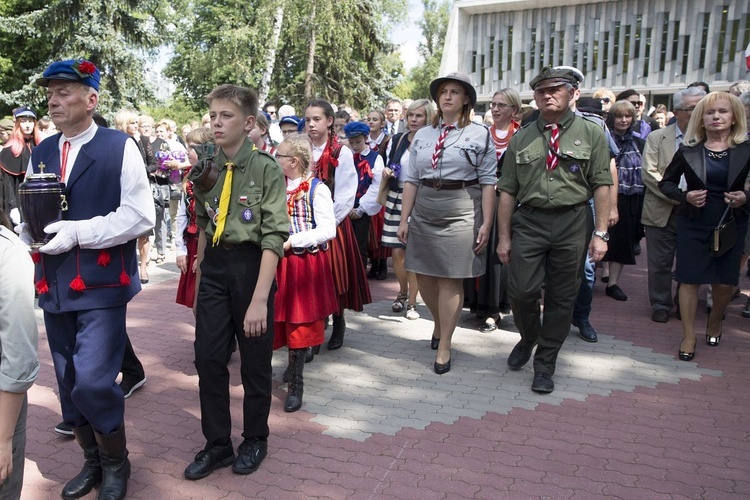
[9,208,20,225]
[40,220,79,255]
[14,222,34,247]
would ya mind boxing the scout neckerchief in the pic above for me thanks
[544,123,561,170]
[314,135,340,184]
[431,124,455,169]
[212,161,236,246]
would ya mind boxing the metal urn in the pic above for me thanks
[18,162,68,248]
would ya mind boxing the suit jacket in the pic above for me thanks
[385,120,405,136]
[659,140,750,219]
[641,124,680,227]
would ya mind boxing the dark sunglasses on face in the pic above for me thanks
[600,97,611,103]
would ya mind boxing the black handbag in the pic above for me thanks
[709,205,737,257]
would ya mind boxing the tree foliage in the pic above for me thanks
[394,0,451,100]
[165,0,405,113]
[0,0,180,116]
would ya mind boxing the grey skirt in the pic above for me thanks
[405,183,486,278]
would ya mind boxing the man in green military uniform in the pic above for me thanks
[184,84,289,479]
[497,67,613,393]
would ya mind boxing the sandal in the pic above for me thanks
[392,292,407,313]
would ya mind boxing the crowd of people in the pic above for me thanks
[1,56,749,500]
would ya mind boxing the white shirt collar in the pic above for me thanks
[59,120,98,148]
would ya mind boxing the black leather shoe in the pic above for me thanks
[304,346,314,363]
[232,439,267,475]
[576,320,598,342]
[430,336,440,350]
[434,358,451,374]
[507,341,533,370]
[184,442,234,480]
[651,309,669,323]
[742,298,750,318]
[605,284,628,301]
[531,372,554,393]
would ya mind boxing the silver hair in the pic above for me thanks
[739,91,750,107]
[673,87,706,110]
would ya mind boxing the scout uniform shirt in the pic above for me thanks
[192,138,288,257]
[498,108,612,207]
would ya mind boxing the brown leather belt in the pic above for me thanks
[519,201,588,213]
[420,178,479,190]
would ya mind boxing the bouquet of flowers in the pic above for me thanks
[155,142,187,183]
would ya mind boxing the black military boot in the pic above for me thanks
[282,349,293,383]
[328,314,346,350]
[94,425,130,500]
[284,348,306,412]
[62,424,102,499]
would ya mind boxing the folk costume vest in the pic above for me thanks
[353,149,379,207]
[30,128,140,313]
[288,177,327,254]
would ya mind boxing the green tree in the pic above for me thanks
[393,0,452,100]
[165,0,405,113]
[0,0,179,115]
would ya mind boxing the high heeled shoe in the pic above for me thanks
[434,358,451,374]
[678,339,696,361]
[706,323,722,346]
[430,336,440,350]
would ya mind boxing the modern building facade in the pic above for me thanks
[441,0,750,107]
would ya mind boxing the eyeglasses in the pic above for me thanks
[490,102,512,109]
[628,100,644,108]
[676,106,697,113]
[600,97,611,104]
[276,154,294,159]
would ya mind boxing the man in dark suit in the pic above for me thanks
[384,98,405,136]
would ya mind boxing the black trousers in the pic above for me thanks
[350,214,371,270]
[194,243,275,445]
[120,333,145,380]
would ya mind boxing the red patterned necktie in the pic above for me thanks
[431,125,455,170]
[60,140,71,182]
[545,123,560,171]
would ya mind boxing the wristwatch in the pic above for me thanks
[593,230,610,242]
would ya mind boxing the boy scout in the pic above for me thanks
[497,67,612,394]
[184,84,288,479]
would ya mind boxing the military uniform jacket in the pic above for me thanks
[191,138,288,257]
[498,109,612,207]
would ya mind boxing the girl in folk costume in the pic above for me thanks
[342,121,384,271]
[273,134,338,412]
[0,106,43,222]
[248,112,277,156]
[304,99,371,351]
[175,127,213,308]
[365,109,392,279]
[464,88,521,333]
[381,99,434,319]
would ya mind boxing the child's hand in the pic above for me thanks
[244,300,268,337]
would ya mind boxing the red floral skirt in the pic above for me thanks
[175,232,198,308]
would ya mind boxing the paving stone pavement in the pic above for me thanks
[21,248,750,499]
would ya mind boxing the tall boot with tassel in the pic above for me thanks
[328,314,346,350]
[61,424,102,499]
[284,348,306,412]
[94,425,130,500]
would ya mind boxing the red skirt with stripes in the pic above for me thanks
[330,217,372,311]
[274,249,339,325]
[368,206,392,259]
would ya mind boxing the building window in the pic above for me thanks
[520,52,526,83]
[643,27,651,77]
[659,13,669,71]
[716,6,728,73]
[508,26,513,71]
[672,21,680,61]
[603,31,610,79]
[530,28,537,72]
[489,37,495,69]
[472,51,477,73]
[592,19,600,73]
[613,22,620,66]
[729,19,739,56]
[498,39,504,79]
[481,55,486,85]
[634,15,642,57]
[623,25,631,74]
[573,25,580,69]
[558,30,565,66]
[699,13,710,69]
[682,35,690,75]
